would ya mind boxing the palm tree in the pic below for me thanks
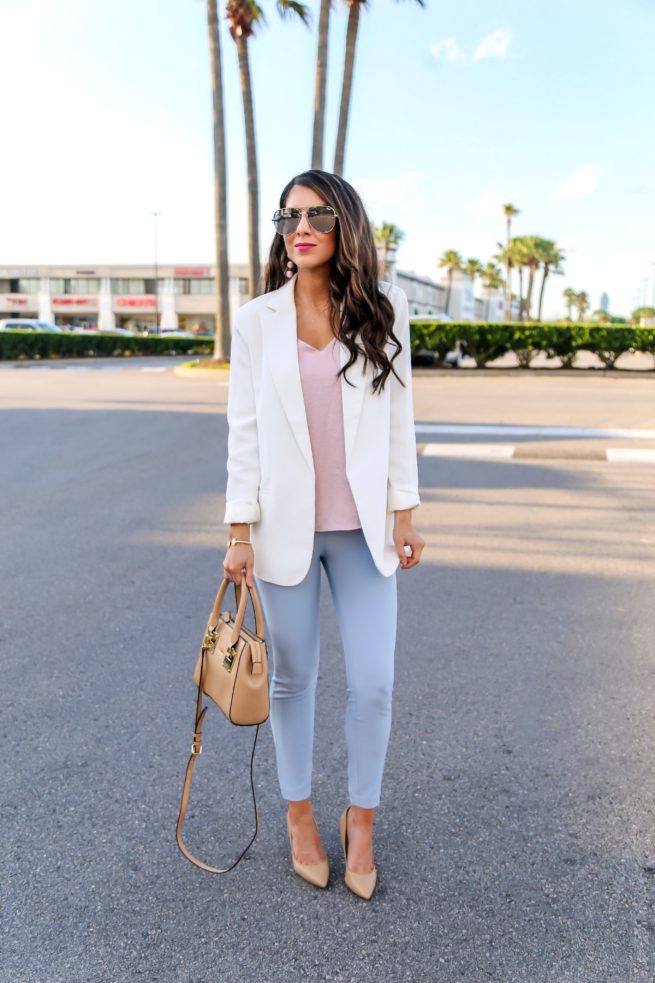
[521,235,552,322]
[536,241,565,322]
[333,0,425,176]
[574,290,589,322]
[563,287,577,321]
[372,222,404,281]
[493,242,514,319]
[509,238,530,321]
[438,249,463,317]
[502,203,520,321]
[463,257,483,288]
[226,0,310,299]
[311,0,332,168]
[206,0,231,360]
[481,262,504,320]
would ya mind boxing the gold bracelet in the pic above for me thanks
[226,536,252,548]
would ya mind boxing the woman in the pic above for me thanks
[222,169,424,899]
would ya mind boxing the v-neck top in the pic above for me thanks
[297,336,361,531]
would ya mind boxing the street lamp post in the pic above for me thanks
[148,211,161,333]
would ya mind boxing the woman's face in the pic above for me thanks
[283,185,338,274]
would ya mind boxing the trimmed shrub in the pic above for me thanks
[585,327,638,369]
[0,330,214,360]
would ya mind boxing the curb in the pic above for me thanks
[418,443,655,463]
[173,364,230,379]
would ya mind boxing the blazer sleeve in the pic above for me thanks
[223,308,262,525]
[386,285,421,514]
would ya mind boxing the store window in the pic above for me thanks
[68,279,99,294]
[113,279,146,294]
[47,278,99,294]
[174,278,215,295]
[188,278,214,295]
[17,278,40,294]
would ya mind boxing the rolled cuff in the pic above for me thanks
[387,487,421,513]
[224,499,261,525]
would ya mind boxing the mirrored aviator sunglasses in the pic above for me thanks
[272,205,338,236]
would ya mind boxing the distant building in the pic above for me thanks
[600,292,609,312]
[0,263,250,334]
[0,261,512,330]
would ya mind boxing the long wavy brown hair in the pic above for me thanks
[263,169,405,395]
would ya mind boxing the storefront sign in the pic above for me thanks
[115,297,156,308]
[52,297,97,306]
[174,267,211,276]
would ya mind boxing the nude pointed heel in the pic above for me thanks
[339,806,378,900]
[286,813,329,888]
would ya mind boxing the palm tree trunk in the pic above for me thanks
[445,272,452,316]
[537,267,549,322]
[235,35,260,298]
[518,268,524,321]
[333,1,361,176]
[525,266,535,321]
[311,0,331,169]
[206,0,230,358]
[504,217,511,321]
[379,241,389,281]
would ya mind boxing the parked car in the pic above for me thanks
[409,313,464,367]
[158,328,197,339]
[96,326,135,336]
[0,318,61,332]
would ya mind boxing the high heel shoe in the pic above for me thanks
[339,806,377,900]
[286,812,329,888]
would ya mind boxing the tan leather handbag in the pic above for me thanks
[176,572,269,873]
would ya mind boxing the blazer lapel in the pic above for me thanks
[262,273,369,475]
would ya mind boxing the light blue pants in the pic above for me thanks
[254,528,398,809]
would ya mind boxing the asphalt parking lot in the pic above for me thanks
[2,360,654,983]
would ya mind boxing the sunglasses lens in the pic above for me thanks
[308,208,336,233]
[273,207,337,235]
[273,211,300,236]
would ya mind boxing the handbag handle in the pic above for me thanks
[207,572,266,643]
[175,572,265,874]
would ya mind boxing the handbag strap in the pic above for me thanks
[175,623,261,874]
[208,573,266,643]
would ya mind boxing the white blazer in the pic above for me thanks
[223,273,421,585]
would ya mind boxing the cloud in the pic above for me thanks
[429,38,466,63]
[430,29,511,64]
[473,29,512,60]
[550,164,598,200]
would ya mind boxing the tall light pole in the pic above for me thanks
[148,211,161,333]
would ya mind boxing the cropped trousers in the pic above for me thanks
[254,527,398,809]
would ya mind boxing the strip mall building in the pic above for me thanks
[0,263,506,331]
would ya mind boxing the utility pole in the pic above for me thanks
[148,211,161,333]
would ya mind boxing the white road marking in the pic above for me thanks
[422,443,516,459]
[416,423,655,440]
[606,448,655,463]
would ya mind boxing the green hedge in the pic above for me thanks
[0,330,214,360]
[409,322,655,369]
[3,324,655,369]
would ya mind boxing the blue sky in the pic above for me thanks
[1,0,653,318]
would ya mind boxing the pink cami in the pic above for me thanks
[297,336,362,531]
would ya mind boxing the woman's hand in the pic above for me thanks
[393,512,424,571]
[223,543,255,587]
